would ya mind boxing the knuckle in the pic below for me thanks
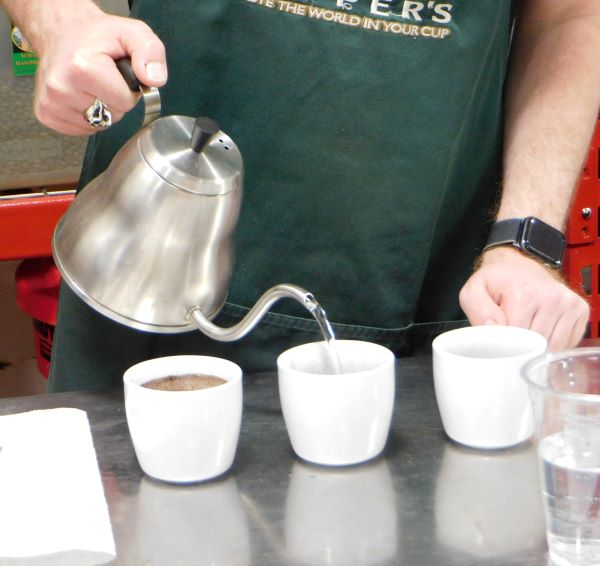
[535,279,571,306]
[544,285,565,304]
[67,51,94,81]
[458,286,475,309]
[132,21,165,53]
[44,76,63,98]
[70,58,91,81]
[563,288,588,310]
[134,19,156,37]
[150,38,167,56]
[578,297,591,317]
[510,283,535,304]
[33,97,51,123]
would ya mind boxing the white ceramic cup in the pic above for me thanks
[123,355,243,483]
[277,340,395,466]
[432,325,547,449]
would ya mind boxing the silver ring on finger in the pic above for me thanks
[84,98,112,128]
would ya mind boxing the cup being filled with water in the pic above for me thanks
[277,339,395,467]
[522,348,600,566]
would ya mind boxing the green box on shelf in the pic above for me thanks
[11,24,38,76]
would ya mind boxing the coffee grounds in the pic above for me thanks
[142,374,227,391]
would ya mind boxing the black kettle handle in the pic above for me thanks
[114,57,161,126]
[115,57,142,91]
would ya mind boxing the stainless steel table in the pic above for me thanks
[0,356,549,565]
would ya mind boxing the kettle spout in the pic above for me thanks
[188,283,335,343]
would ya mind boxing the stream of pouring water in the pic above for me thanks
[304,294,344,374]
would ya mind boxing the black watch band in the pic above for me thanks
[483,217,566,269]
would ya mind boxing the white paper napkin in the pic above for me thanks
[0,408,116,564]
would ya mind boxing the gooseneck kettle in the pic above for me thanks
[52,60,333,342]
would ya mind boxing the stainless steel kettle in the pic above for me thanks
[53,60,332,342]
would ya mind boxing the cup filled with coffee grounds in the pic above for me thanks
[124,355,242,483]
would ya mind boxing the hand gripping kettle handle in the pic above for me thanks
[115,57,161,126]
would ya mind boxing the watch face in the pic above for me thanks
[520,217,565,267]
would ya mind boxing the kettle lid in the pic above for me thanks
[139,115,243,196]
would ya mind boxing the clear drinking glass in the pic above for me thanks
[522,348,600,566]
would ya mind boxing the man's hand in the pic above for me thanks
[459,247,589,351]
[10,0,167,135]
[471,0,600,353]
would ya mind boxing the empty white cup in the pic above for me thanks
[277,340,395,466]
[124,355,243,483]
[432,325,547,449]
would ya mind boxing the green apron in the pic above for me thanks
[49,0,515,391]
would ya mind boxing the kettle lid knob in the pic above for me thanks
[139,114,242,195]
[190,117,220,153]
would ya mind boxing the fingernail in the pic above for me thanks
[146,61,167,82]
[484,319,497,326]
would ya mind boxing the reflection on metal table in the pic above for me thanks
[0,355,549,565]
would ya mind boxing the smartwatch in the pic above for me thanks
[483,217,566,268]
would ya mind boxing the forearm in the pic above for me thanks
[498,0,600,230]
[0,0,103,54]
